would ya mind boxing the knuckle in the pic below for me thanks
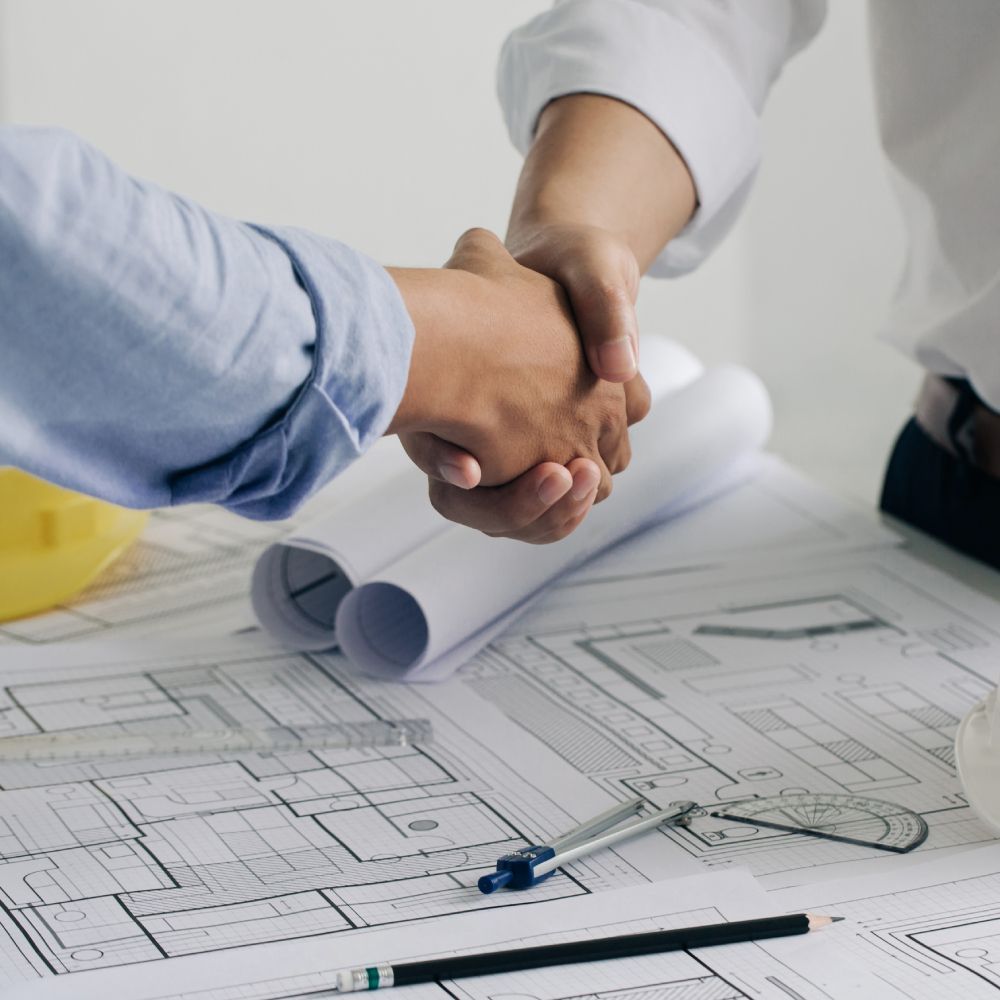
[553,508,590,540]
[535,523,572,545]
[627,381,652,425]
[616,439,633,474]
[582,278,630,310]
[427,482,455,520]
[595,399,628,443]
[458,226,497,248]
[480,487,542,535]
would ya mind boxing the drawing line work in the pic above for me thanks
[475,548,1000,884]
[3,872,869,999]
[774,844,1000,999]
[0,478,992,999]
[0,507,289,646]
[0,646,669,986]
[0,457,898,650]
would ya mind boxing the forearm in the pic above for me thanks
[0,126,412,518]
[506,94,696,273]
[383,267,481,436]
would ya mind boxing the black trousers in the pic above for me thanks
[880,417,1000,570]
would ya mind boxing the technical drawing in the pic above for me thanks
[771,850,1000,998]
[3,544,1000,994]
[0,506,291,645]
[459,976,750,1000]
[481,553,1000,883]
[729,697,917,793]
[836,683,959,770]
[0,648,650,980]
[693,596,891,642]
[913,915,1000,988]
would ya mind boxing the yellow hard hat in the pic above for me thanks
[0,468,149,622]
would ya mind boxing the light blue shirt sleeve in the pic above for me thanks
[0,125,414,519]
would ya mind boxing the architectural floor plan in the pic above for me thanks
[776,843,1000,998]
[5,871,871,999]
[1,539,998,994]
[0,642,661,989]
[0,506,287,645]
[1,454,997,998]
[470,545,1000,886]
[0,456,895,649]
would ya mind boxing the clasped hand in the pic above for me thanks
[388,227,648,543]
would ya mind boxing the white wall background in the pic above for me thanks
[0,0,917,504]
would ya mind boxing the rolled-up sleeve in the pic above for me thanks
[498,0,826,277]
[0,126,413,520]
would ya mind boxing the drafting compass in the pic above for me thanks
[711,793,928,854]
[478,798,697,893]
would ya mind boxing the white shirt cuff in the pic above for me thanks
[498,0,762,277]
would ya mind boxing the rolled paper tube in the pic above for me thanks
[251,338,707,654]
[336,363,772,681]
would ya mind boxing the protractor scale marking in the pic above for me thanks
[711,792,928,854]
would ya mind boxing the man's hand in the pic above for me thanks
[391,93,695,545]
[415,94,695,543]
[406,223,652,544]
[387,228,648,509]
[507,222,642,384]
[400,442,606,544]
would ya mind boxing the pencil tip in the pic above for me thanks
[831,916,845,923]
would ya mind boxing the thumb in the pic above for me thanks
[444,227,506,275]
[400,432,482,489]
[567,273,639,383]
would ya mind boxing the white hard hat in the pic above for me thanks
[956,689,1000,833]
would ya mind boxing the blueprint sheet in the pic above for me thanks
[773,843,1000,998]
[0,454,898,649]
[0,505,292,646]
[0,538,998,993]
[0,458,983,998]
[499,543,1000,886]
[0,437,413,648]
[5,870,870,999]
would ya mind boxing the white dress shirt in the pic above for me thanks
[499,0,1000,409]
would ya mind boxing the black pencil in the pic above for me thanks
[332,912,843,992]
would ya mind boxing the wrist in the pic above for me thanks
[385,266,476,436]
[507,93,696,273]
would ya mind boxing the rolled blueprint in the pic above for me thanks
[336,364,771,681]
[251,440,443,648]
[250,339,771,680]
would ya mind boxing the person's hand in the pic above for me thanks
[394,225,652,544]
[506,222,642,385]
[417,93,693,543]
[401,440,607,544]
[387,228,649,506]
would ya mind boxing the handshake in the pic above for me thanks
[387,227,651,544]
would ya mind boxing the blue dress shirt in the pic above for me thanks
[0,126,414,519]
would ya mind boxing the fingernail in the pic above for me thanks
[439,462,470,489]
[596,337,637,379]
[538,472,571,506]
[570,467,600,501]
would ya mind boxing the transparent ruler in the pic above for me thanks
[0,718,432,761]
